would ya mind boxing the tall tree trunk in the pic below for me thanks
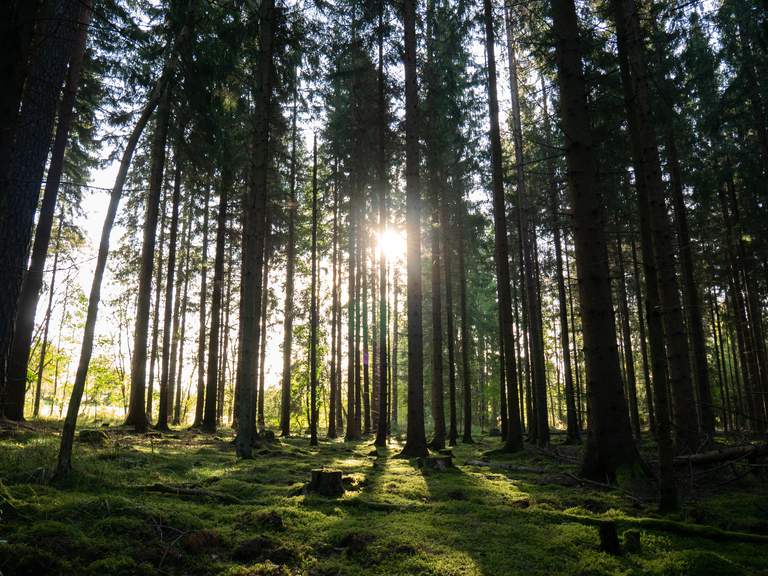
[309,134,319,446]
[429,180,446,450]
[483,0,523,452]
[168,195,190,427]
[5,1,92,420]
[399,0,428,458]
[218,238,233,425]
[362,218,371,435]
[257,219,272,431]
[33,218,63,418]
[236,0,274,458]
[630,234,655,433]
[157,154,181,430]
[0,0,81,413]
[548,0,642,483]
[54,29,186,474]
[280,88,298,438]
[610,0,700,453]
[193,185,211,427]
[616,237,641,439]
[458,200,473,443]
[442,197,458,447]
[392,268,400,432]
[329,169,339,439]
[202,168,229,432]
[542,77,579,443]
[375,2,389,446]
[147,189,168,419]
[345,180,359,441]
[125,81,172,432]
[505,2,548,448]
[174,201,192,425]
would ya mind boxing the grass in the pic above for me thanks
[0,423,766,575]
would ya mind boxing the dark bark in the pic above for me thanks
[193,185,211,427]
[505,3,548,448]
[399,0,428,458]
[616,238,641,439]
[458,201,473,443]
[549,0,642,482]
[147,189,168,419]
[309,134,319,447]
[235,0,274,458]
[125,81,172,432]
[157,155,182,430]
[202,168,229,432]
[257,219,272,431]
[610,0,700,453]
[5,0,92,420]
[55,29,186,475]
[630,234,655,433]
[1,0,81,418]
[429,180,446,450]
[483,0,523,452]
[280,89,298,438]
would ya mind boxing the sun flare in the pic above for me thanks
[376,228,406,261]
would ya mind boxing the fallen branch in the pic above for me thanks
[535,509,768,545]
[465,459,548,474]
[672,444,768,467]
[142,483,242,504]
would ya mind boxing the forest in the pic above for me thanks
[0,0,767,574]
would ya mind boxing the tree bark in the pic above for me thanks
[1,0,81,418]
[236,0,274,458]
[399,0,428,458]
[125,81,172,432]
[610,0,700,453]
[55,27,187,474]
[310,134,319,446]
[548,0,642,482]
[5,0,92,420]
[157,154,182,430]
[483,0,523,452]
[280,88,298,438]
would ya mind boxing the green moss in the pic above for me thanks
[647,550,747,576]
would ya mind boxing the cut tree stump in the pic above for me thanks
[598,522,620,555]
[420,455,453,471]
[308,469,345,497]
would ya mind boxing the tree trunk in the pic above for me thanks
[193,185,211,427]
[542,77,579,444]
[235,0,274,458]
[429,177,446,450]
[310,134,319,446]
[442,196,458,447]
[610,0,700,453]
[548,0,642,482]
[55,29,186,474]
[399,0,428,458]
[505,3,548,448]
[280,88,298,438]
[630,234,654,433]
[257,218,272,431]
[201,167,229,431]
[483,0,523,452]
[125,80,172,432]
[458,200,473,443]
[615,237,641,439]
[168,195,190,426]
[1,0,81,418]
[375,3,389,446]
[5,0,92,420]
[174,202,192,425]
[33,218,63,417]
[157,154,182,430]
[147,189,168,419]
[329,167,339,440]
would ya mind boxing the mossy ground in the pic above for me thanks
[1,423,766,575]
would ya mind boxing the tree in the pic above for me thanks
[399,0,428,458]
[483,0,523,452]
[548,0,642,482]
[309,134,319,447]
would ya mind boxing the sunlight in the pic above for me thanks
[376,228,406,261]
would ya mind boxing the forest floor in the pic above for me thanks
[0,422,767,576]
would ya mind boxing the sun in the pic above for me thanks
[376,228,406,261]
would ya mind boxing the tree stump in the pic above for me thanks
[420,455,453,471]
[623,529,641,553]
[78,429,108,444]
[598,522,621,555]
[308,469,345,497]
[489,428,501,437]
